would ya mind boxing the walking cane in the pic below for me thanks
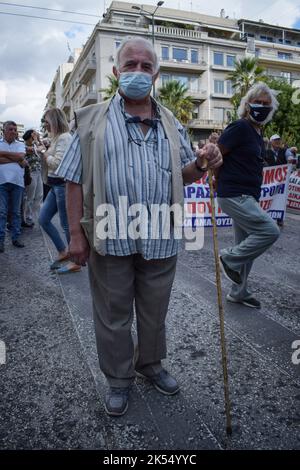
[205,163,232,436]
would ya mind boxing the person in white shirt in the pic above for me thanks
[0,121,27,252]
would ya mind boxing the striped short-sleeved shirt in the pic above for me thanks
[57,94,195,259]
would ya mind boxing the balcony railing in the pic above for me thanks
[255,49,300,64]
[62,100,71,111]
[81,91,97,107]
[79,58,97,85]
[189,119,225,129]
[153,25,203,39]
[159,58,207,72]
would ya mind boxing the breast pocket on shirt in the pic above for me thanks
[158,138,171,171]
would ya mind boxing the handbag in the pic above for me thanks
[24,165,32,186]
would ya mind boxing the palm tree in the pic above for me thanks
[100,74,119,100]
[227,57,266,97]
[157,80,194,125]
[227,57,266,121]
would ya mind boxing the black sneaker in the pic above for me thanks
[219,256,242,285]
[104,387,129,416]
[12,240,25,248]
[136,369,180,396]
[226,294,261,309]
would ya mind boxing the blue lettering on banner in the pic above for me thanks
[261,183,285,198]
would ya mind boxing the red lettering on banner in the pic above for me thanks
[260,199,272,210]
[264,168,275,184]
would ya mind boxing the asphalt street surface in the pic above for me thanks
[0,213,299,450]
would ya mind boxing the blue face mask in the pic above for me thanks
[119,72,153,99]
[248,103,272,123]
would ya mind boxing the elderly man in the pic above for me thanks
[264,134,288,166]
[0,121,27,252]
[57,37,222,416]
[217,82,280,309]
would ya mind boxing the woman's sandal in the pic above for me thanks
[56,263,81,274]
[50,254,70,270]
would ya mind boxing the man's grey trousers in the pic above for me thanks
[88,251,177,387]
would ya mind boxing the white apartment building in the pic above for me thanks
[45,48,82,111]
[60,1,247,140]
[239,19,300,85]
[51,2,300,140]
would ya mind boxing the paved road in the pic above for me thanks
[0,213,299,449]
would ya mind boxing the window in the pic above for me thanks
[260,35,273,42]
[115,41,121,49]
[161,74,170,86]
[214,80,224,94]
[226,80,233,95]
[162,46,169,60]
[278,52,292,60]
[173,48,188,61]
[213,52,224,66]
[190,76,199,92]
[191,49,198,64]
[226,55,235,67]
[285,40,292,45]
[175,75,189,87]
[192,105,199,119]
[214,108,224,122]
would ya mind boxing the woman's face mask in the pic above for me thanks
[119,71,153,100]
[248,103,273,124]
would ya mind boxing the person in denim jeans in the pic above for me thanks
[217,82,281,309]
[38,108,80,274]
[0,121,28,252]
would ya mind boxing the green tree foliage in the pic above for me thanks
[264,78,300,147]
[157,80,194,125]
[100,74,119,100]
[227,57,266,121]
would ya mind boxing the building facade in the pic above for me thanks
[58,1,247,140]
[45,48,82,112]
[240,19,300,85]
[48,2,300,140]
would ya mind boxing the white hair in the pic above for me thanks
[114,36,159,73]
[238,82,279,122]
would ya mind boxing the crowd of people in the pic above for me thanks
[0,111,80,273]
[0,36,297,418]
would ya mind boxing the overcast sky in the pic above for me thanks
[0,0,300,130]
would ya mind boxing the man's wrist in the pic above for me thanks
[194,159,207,174]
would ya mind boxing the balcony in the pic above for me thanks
[255,49,300,66]
[189,119,225,130]
[153,25,203,40]
[81,91,97,107]
[211,64,236,71]
[211,92,233,99]
[79,58,97,85]
[159,58,207,73]
[62,100,71,113]
[189,90,208,102]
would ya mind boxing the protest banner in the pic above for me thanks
[184,164,292,227]
[287,169,300,214]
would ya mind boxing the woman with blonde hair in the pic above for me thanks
[38,108,80,273]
